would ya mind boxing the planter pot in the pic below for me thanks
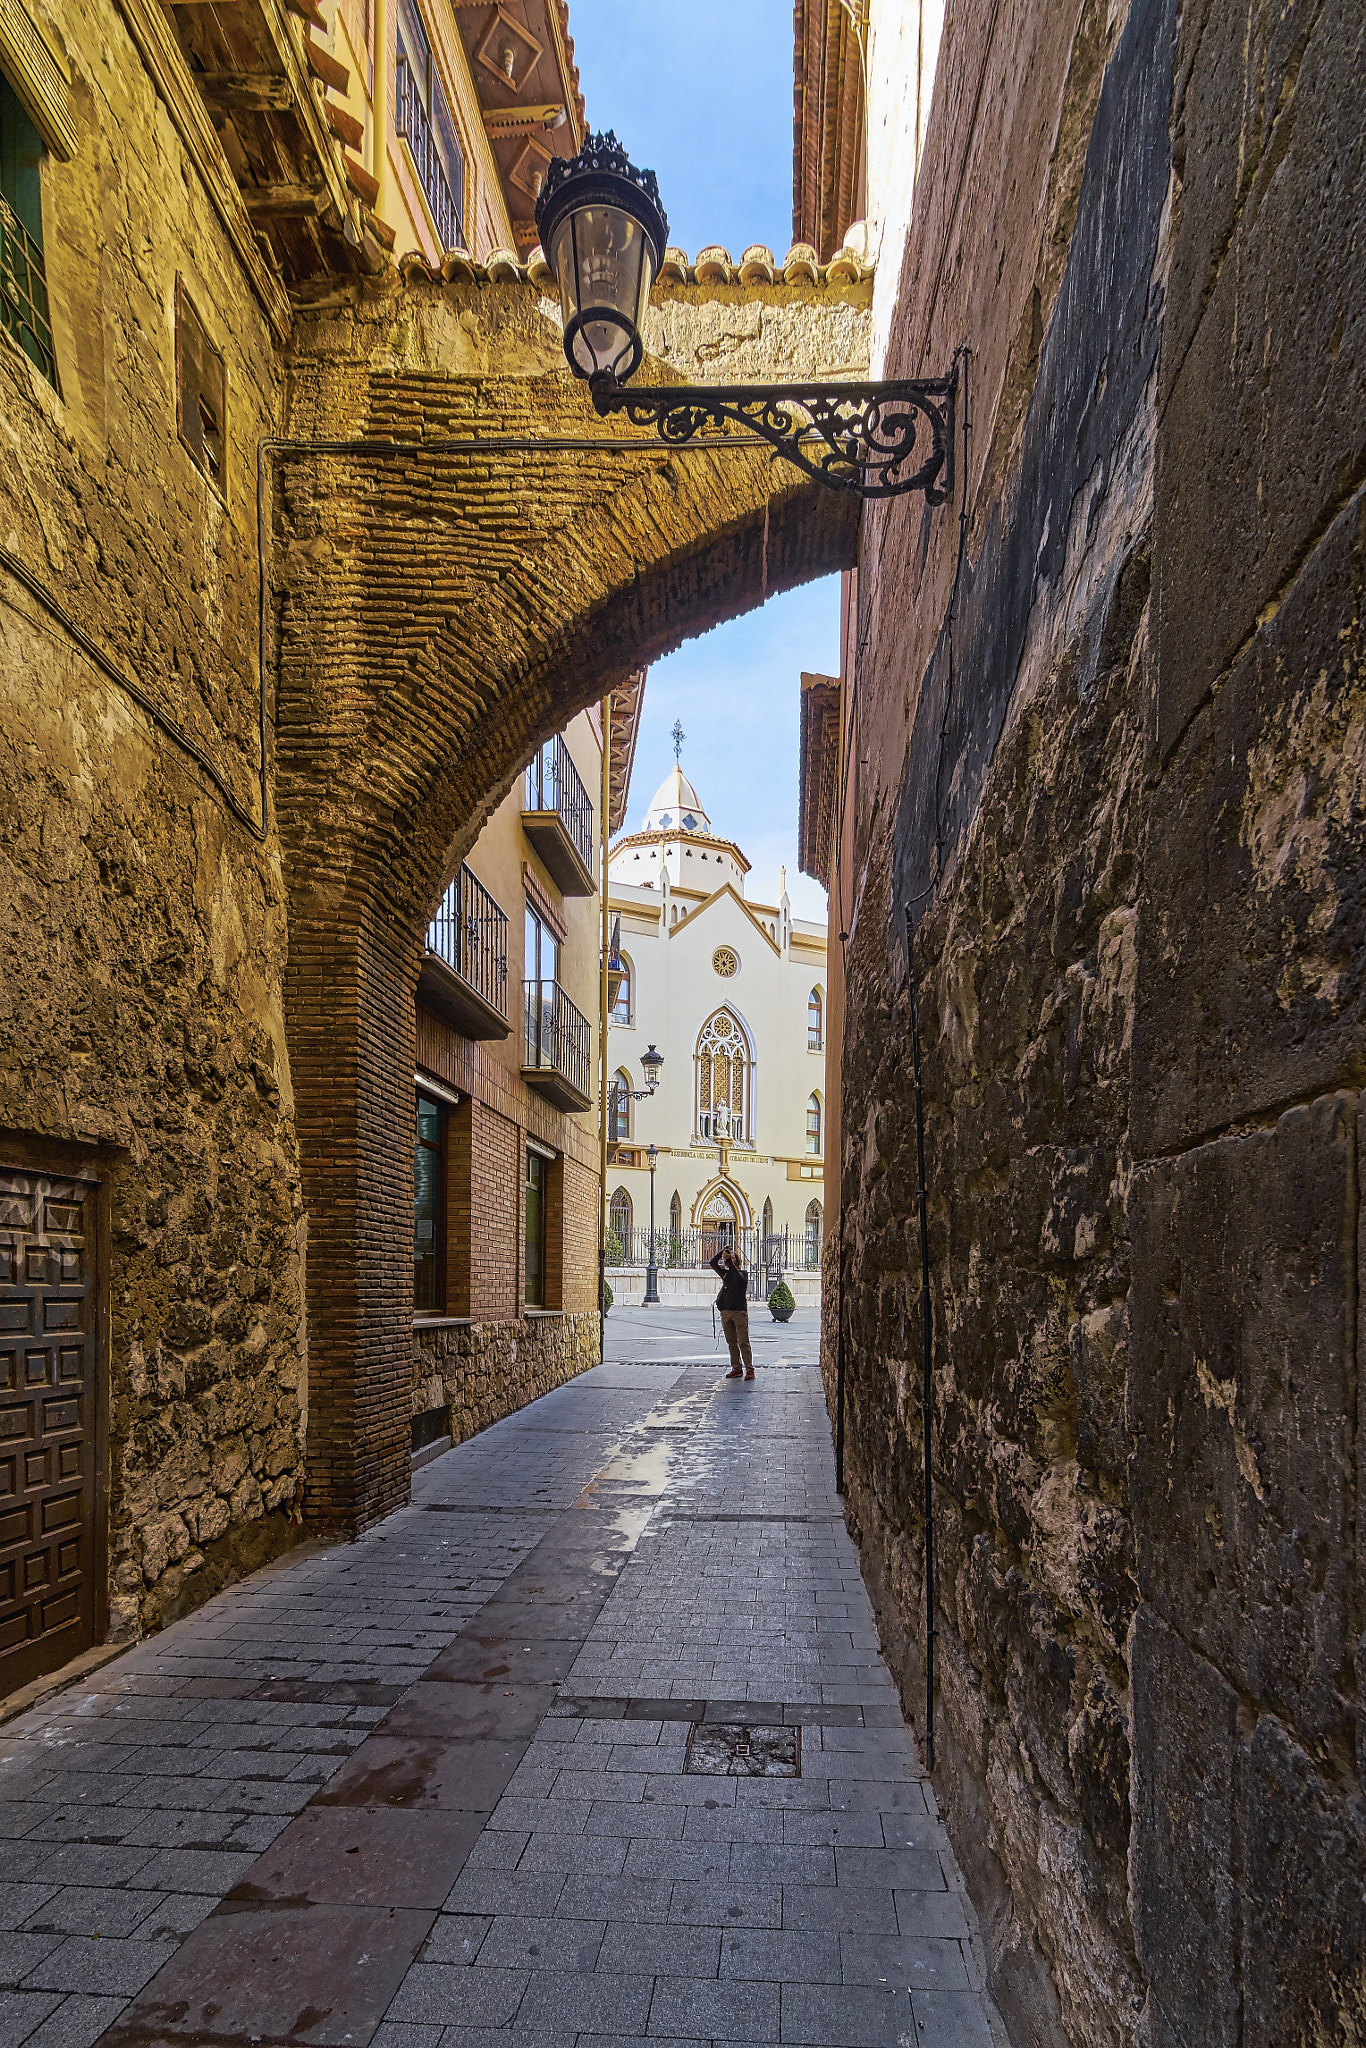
[770,1306,794,1322]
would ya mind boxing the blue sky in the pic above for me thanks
[569,0,840,923]
[621,584,840,925]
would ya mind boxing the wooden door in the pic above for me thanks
[0,1168,100,1695]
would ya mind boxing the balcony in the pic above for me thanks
[522,736,595,895]
[419,865,510,1040]
[395,54,465,254]
[522,979,592,1112]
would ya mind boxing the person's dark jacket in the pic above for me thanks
[710,1252,748,1312]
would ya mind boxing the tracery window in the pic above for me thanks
[806,1093,822,1156]
[696,1008,751,1141]
[808,987,823,1051]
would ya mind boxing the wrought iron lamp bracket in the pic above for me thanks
[588,367,958,502]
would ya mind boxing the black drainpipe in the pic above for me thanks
[905,903,935,1773]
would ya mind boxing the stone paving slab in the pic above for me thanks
[0,1315,1009,2048]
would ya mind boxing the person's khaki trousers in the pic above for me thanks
[720,1308,753,1372]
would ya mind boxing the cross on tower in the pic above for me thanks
[671,719,685,762]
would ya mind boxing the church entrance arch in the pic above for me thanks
[274,271,864,1531]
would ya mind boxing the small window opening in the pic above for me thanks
[176,280,227,493]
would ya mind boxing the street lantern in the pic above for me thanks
[535,132,668,387]
[639,1042,664,1093]
[536,134,960,503]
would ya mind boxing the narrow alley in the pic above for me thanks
[0,1316,1004,2047]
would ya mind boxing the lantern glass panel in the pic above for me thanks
[550,204,651,378]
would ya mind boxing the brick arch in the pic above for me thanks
[275,278,865,1530]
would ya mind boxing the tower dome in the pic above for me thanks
[643,763,710,834]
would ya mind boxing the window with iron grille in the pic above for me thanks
[176,280,226,493]
[395,0,465,252]
[0,72,58,389]
[414,1090,446,1312]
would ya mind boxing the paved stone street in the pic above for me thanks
[0,1311,1006,2047]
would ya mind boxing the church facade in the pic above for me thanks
[605,764,827,1303]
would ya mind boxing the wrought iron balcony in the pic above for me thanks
[522,735,595,895]
[395,54,464,254]
[522,978,592,1111]
[419,865,509,1040]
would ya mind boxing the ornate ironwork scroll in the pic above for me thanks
[590,371,957,502]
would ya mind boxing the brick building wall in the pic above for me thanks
[412,1001,600,1448]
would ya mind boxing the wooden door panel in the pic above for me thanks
[0,1168,99,1696]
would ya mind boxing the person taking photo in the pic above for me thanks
[710,1247,754,1379]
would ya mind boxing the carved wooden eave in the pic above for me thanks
[454,0,585,253]
[797,669,840,890]
[128,0,394,332]
[0,0,77,158]
[792,0,865,262]
[114,0,293,338]
[606,667,646,836]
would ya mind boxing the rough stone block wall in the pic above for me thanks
[411,1311,599,1452]
[0,0,307,1648]
[827,0,1365,2042]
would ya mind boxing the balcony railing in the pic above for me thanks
[604,1226,824,1292]
[523,978,592,1109]
[395,54,464,253]
[0,195,59,390]
[522,735,595,894]
[429,864,507,1009]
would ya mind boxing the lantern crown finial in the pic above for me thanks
[535,131,669,253]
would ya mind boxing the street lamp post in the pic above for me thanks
[644,1144,659,1305]
[535,133,960,504]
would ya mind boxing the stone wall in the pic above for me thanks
[412,1311,599,1452]
[825,0,1364,2042]
[0,0,307,1651]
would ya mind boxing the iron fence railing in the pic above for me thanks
[395,54,465,253]
[0,194,58,390]
[604,1225,823,1293]
[524,978,592,1099]
[526,734,595,878]
[427,864,508,1017]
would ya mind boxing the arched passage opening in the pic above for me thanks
[275,272,862,1529]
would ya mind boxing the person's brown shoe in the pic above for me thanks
[726,1366,744,1377]
[745,1369,755,1379]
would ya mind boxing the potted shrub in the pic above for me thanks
[768,1280,795,1323]
[602,1280,614,1314]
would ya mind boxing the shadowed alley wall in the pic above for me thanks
[825,0,1365,2042]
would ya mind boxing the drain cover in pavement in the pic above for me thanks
[684,1721,801,1776]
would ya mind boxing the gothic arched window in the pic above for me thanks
[669,1190,682,1240]
[610,1068,632,1142]
[611,956,632,1024]
[806,1093,822,1156]
[808,986,824,1051]
[762,1197,774,1242]
[609,1187,632,1256]
[695,1008,751,1141]
[805,1198,823,1245]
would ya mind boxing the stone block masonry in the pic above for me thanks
[821,0,1366,2043]
[0,0,307,1668]
[413,1310,600,1452]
